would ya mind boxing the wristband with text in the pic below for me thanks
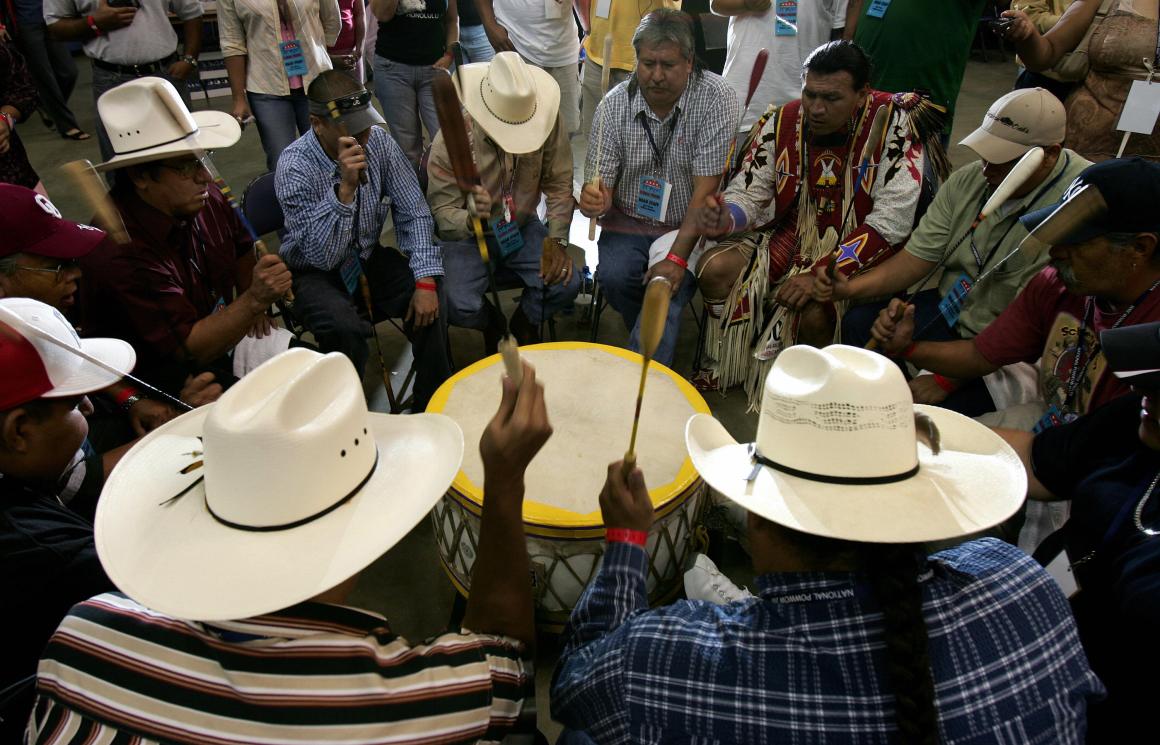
[932,374,957,393]
[113,386,141,407]
[606,528,648,546]
[86,14,102,35]
[665,252,688,269]
[415,280,437,292]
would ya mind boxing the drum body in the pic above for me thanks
[427,342,711,632]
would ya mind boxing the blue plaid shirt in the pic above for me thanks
[275,126,442,279]
[552,538,1103,744]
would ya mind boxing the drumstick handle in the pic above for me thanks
[622,362,648,476]
[499,337,522,387]
[587,175,601,242]
[865,303,906,350]
[620,451,637,478]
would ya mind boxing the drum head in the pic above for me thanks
[428,343,710,527]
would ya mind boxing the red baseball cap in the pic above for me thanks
[0,184,107,260]
[0,298,136,410]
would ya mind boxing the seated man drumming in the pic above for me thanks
[277,71,451,410]
[694,40,939,404]
[427,52,580,349]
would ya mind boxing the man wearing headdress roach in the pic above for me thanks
[694,40,944,406]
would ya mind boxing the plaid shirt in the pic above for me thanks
[276,126,442,279]
[586,71,739,228]
[552,538,1103,744]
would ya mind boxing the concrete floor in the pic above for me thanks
[19,51,1017,739]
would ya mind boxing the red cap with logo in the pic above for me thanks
[0,184,107,260]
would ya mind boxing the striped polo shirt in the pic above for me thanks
[28,593,529,744]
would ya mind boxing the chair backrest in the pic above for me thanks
[242,172,284,237]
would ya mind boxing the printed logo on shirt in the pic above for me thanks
[1040,310,1104,415]
[398,0,441,17]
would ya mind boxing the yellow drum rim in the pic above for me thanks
[427,341,711,529]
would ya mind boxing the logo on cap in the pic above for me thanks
[34,194,62,219]
[986,113,1031,134]
[1060,176,1087,204]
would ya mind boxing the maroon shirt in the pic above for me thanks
[78,186,252,392]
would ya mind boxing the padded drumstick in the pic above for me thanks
[60,159,130,245]
[623,276,673,476]
[499,338,522,387]
[866,146,1047,350]
[588,34,615,242]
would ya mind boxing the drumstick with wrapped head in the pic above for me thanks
[191,149,295,304]
[588,34,615,242]
[622,276,673,477]
[432,71,523,383]
[826,105,891,280]
[865,145,1047,349]
[60,159,131,245]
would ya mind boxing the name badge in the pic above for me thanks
[339,253,363,295]
[212,295,226,314]
[937,272,973,329]
[1032,403,1078,434]
[866,0,891,18]
[775,0,798,36]
[636,175,672,223]
[489,215,525,258]
[280,39,309,78]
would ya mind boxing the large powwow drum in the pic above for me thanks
[427,342,711,631]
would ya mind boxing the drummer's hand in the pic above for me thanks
[600,461,653,534]
[480,362,553,496]
[645,260,683,297]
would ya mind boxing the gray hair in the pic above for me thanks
[631,9,696,62]
[0,254,24,276]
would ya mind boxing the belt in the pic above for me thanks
[91,53,178,77]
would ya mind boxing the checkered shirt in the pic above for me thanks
[276,126,442,278]
[551,538,1103,744]
[586,71,739,228]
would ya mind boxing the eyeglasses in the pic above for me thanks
[159,154,212,179]
[14,259,79,283]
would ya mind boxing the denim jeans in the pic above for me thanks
[14,22,80,135]
[841,289,996,417]
[372,56,440,168]
[597,218,697,367]
[91,64,191,162]
[459,24,494,64]
[441,218,582,329]
[289,246,453,411]
[247,89,311,173]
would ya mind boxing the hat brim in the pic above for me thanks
[97,111,242,172]
[1103,322,1160,387]
[457,62,561,155]
[960,127,1035,166]
[339,105,386,135]
[685,406,1026,543]
[1019,203,1106,245]
[44,337,137,397]
[95,407,464,621]
[28,221,107,260]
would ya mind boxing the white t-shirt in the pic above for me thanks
[721,0,848,129]
[494,0,579,68]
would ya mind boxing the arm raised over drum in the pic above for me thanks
[464,364,553,650]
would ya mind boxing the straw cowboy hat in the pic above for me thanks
[95,348,464,621]
[0,297,135,409]
[96,77,241,171]
[455,52,561,154]
[686,345,1026,543]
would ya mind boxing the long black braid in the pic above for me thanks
[863,543,940,745]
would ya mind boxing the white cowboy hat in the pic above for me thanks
[96,77,241,171]
[94,347,464,621]
[455,52,561,154]
[685,345,1026,543]
[0,297,135,408]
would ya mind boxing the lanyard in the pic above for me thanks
[491,140,519,200]
[187,218,217,306]
[970,153,1074,274]
[274,0,296,33]
[1064,278,1160,406]
[638,110,678,171]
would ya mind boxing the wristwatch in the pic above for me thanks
[181,54,199,68]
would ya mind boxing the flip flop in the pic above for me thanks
[62,129,91,141]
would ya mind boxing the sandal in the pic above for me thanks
[61,128,91,141]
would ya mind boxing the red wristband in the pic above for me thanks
[415,280,437,292]
[606,528,648,546]
[900,342,916,360]
[86,14,102,35]
[931,374,956,393]
[665,252,688,269]
[113,386,140,406]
